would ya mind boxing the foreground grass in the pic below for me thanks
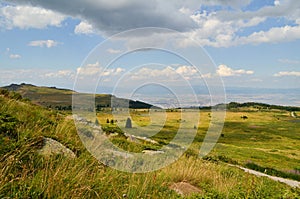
[0,93,299,198]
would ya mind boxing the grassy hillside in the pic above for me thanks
[99,106,300,180]
[2,83,157,110]
[0,90,299,198]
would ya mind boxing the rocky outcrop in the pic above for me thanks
[38,137,76,158]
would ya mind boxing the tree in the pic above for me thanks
[106,118,110,123]
[125,118,132,128]
[241,115,248,119]
[110,119,114,124]
[95,118,99,125]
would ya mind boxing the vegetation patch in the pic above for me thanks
[245,161,300,181]
[0,88,300,198]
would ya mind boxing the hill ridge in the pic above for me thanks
[1,83,159,110]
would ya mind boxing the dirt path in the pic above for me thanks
[230,164,300,188]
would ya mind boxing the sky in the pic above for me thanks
[0,0,300,106]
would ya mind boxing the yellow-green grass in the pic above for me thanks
[98,108,300,172]
[213,109,300,171]
[0,94,299,198]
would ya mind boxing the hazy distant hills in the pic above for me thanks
[2,83,158,110]
[2,83,299,111]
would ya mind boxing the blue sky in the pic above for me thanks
[0,0,300,105]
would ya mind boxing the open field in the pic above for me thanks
[97,107,300,178]
[0,90,299,198]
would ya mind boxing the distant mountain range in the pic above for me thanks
[2,83,300,111]
[2,83,158,110]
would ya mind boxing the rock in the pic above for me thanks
[170,182,202,196]
[142,150,164,155]
[38,137,76,158]
[127,134,139,143]
[125,118,132,128]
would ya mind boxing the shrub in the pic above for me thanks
[0,113,19,139]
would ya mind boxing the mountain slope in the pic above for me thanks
[2,83,158,110]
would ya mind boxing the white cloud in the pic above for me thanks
[278,59,300,64]
[5,0,300,47]
[274,71,300,77]
[101,67,125,76]
[76,61,125,77]
[237,25,300,45]
[77,62,101,76]
[9,54,21,59]
[8,0,199,34]
[175,65,197,75]
[274,0,280,6]
[44,70,75,79]
[115,67,125,74]
[130,65,209,81]
[74,21,95,35]
[0,68,76,88]
[217,64,254,77]
[28,40,60,48]
[131,66,176,80]
[107,48,123,54]
[0,5,65,29]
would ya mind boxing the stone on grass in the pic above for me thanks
[125,118,132,128]
[170,182,202,196]
[38,137,76,158]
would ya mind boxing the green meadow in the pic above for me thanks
[98,107,300,173]
[0,88,299,198]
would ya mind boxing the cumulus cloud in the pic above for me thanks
[3,0,300,47]
[236,25,300,45]
[74,21,95,34]
[217,64,254,77]
[130,65,209,81]
[77,62,101,76]
[28,40,60,48]
[274,71,300,77]
[0,5,65,29]
[107,48,123,54]
[9,54,21,59]
[44,70,75,79]
[175,65,198,76]
[7,0,199,35]
[76,61,125,77]
[274,0,281,6]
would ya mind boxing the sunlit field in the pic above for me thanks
[1,91,299,198]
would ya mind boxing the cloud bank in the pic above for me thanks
[2,0,299,47]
